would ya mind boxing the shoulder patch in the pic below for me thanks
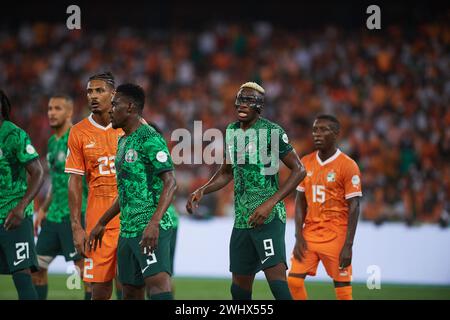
[351,175,360,186]
[156,151,168,163]
[26,144,36,154]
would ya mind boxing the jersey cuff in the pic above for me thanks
[65,168,85,175]
[154,167,174,176]
[345,192,362,199]
[296,186,305,192]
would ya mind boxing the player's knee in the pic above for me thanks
[287,275,307,300]
[31,267,48,285]
[333,282,352,300]
[263,262,287,281]
[145,272,171,294]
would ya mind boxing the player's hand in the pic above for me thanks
[339,243,352,269]
[34,208,46,236]
[293,235,308,261]
[4,205,25,231]
[248,200,274,227]
[88,223,106,252]
[186,188,204,214]
[140,222,159,254]
[73,226,88,258]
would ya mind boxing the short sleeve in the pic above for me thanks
[296,157,306,192]
[65,128,85,175]
[15,129,39,164]
[277,126,293,159]
[144,134,174,175]
[343,160,362,199]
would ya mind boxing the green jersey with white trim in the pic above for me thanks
[0,121,39,224]
[225,117,293,229]
[115,124,174,238]
[46,128,88,222]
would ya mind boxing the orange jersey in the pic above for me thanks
[65,114,124,232]
[297,149,362,242]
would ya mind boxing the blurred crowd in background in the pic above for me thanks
[1,21,449,226]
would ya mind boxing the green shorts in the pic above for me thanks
[35,218,82,262]
[117,227,172,287]
[0,217,39,274]
[170,227,178,275]
[229,217,287,275]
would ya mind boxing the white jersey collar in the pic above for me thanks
[316,148,341,166]
[88,113,112,130]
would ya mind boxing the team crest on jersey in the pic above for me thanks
[26,144,36,154]
[327,171,336,182]
[282,133,289,144]
[125,149,138,163]
[307,171,313,177]
[57,151,66,162]
[352,175,360,186]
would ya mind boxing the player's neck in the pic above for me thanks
[92,112,111,128]
[122,117,142,136]
[240,116,259,131]
[54,122,72,138]
[318,146,338,162]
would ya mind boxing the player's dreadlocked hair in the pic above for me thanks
[0,90,12,121]
[88,71,115,89]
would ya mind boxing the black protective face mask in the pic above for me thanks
[234,94,264,112]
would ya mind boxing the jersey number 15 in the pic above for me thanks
[312,185,325,203]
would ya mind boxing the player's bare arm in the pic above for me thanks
[4,158,44,230]
[248,150,306,227]
[186,162,233,214]
[293,190,308,261]
[34,183,52,236]
[68,173,86,257]
[339,197,360,269]
[141,170,177,253]
[88,197,121,252]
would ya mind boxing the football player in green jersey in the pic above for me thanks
[187,82,306,300]
[0,90,44,299]
[89,84,177,300]
[32,94,91,299]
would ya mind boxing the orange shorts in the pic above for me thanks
[83,228,119,283]
[289,235,352,282]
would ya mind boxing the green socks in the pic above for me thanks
[150,292,173,300]
[34,284,48,300]
[268,280,292,300]
[231,283,252,300]
[12,273,38,300]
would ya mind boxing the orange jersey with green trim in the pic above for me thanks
[297,149,362,243]
[65,114,124,232]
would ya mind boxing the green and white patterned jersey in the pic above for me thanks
[225,117,293,229]
[46,128,88,223]
[116,124,174,238]
[0,121,39,224]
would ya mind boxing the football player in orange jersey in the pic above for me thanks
[287,115,362,300]
[65,72,122,300]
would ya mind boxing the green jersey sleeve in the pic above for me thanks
[277,125,293,159]
[15,129,39,164]
[143,134,174,175]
